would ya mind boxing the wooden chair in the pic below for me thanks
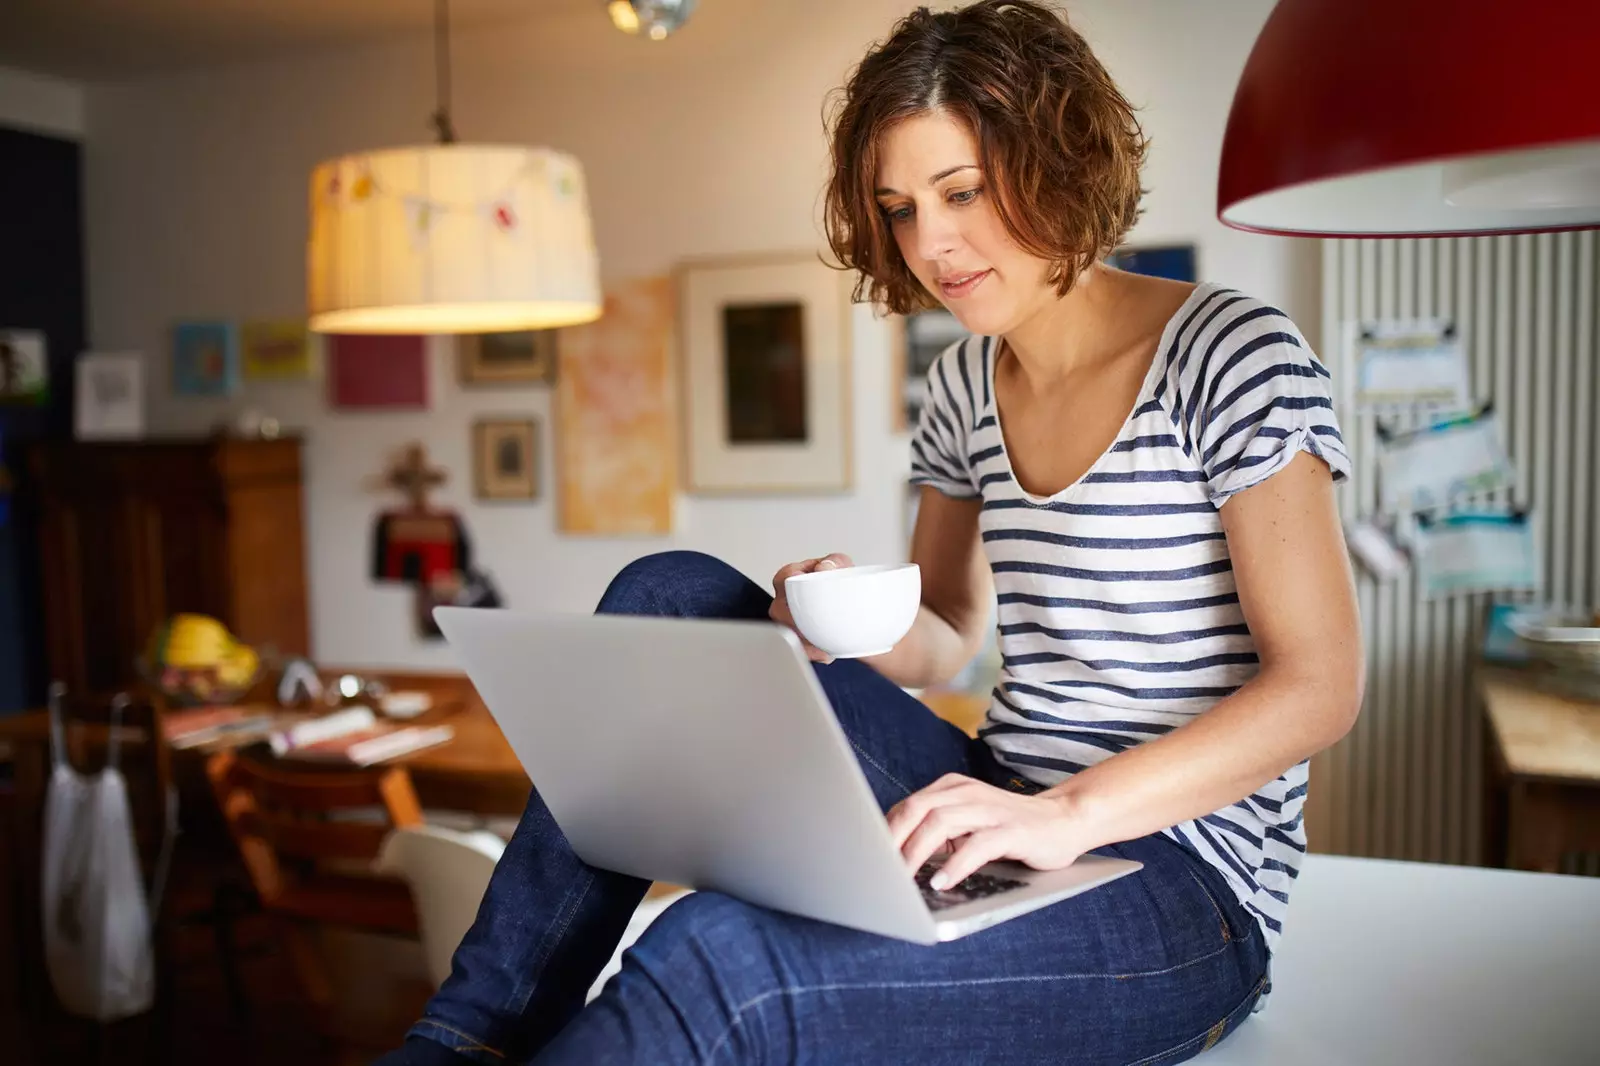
[204,750,424,1036]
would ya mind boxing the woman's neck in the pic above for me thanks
[999,265,1132,390]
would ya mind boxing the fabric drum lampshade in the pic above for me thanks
[307,144,602,334]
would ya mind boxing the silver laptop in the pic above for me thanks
[432,608,1142,944]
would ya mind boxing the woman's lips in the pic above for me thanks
[938,269,991,299]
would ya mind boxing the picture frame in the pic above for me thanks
[171,320,240,397]
[0,329,49,406]
[473,418,539,501]
[75,352,145,440]
[1105,242,1198,282]
[889,307,966,433]
[458,330,558,386]
[678,252,853,494]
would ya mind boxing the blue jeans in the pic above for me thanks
[379,551,1269,1065]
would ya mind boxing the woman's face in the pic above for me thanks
[874,110,1055,336]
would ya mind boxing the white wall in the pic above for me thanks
[82,0,1313,669]
[0,66,85,139]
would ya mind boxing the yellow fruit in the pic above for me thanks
[161,614,235,668]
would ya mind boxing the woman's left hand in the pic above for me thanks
[886,774,1093,890]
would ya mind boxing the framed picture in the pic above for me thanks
[242,319,314,381]
[1105,243,1198,282]
[328,333,428,409]
[75,352,144,440]
[473,418,539,500]
[0,329,48,405]
[459,330,558,385]
[172,320,240,397]
[678,252,852,493]
[555,276,676,535]
[889,307,966,432]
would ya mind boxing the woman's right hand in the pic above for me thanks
[770,553,853,663]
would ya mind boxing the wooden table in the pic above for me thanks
[0,698,532,816]
[1478,668,1600,872]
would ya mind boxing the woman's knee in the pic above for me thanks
[597,551,770,621]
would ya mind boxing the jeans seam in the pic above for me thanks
[411,1019,507,1059]
[847,737,915,800]
[702,939,1243,1063]
[1120,972,1268,1066]
[506,871,593,1017]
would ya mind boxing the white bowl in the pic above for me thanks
[784,563,921,659]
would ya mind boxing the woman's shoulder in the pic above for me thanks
[921,333,992,420]
[1159,283,1325,391]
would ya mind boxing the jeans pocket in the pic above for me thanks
[1184,865,1242,946]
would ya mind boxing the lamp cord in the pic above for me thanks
[431,0,457,144]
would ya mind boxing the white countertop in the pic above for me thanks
[1195,855,1600,1065]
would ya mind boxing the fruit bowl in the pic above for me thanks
[137,657,268,708]
[139,613,269,707]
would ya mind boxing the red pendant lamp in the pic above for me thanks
[1219,0,1600,237]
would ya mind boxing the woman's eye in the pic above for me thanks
[950,187,981,206]
[886,205,914,223]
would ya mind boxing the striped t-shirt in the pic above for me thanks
[909,282,1351,952]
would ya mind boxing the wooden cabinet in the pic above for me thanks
[29,437,310,694]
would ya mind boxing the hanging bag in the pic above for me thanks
[39,686,156,1021]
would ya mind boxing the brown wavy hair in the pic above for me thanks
[824,0,1149,314]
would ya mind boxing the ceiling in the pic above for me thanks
[0,0,600,82]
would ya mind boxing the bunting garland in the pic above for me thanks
[317,151,580,246]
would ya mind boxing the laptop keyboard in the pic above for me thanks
[915,859,1029,912]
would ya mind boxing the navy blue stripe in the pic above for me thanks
[980,721,1136,755]
[992,558,1233,583]
[1154,288,1240,410]
[983,498,1218,517]
[1206,362,1322,439]
[1081,467,1208,485]
[982,528,1225,551]
[998,621,1250,644]
[975,413,996,431]
[1166,294,1254,440]
[1004,676,1233,703]
[1193,820,1261,890]
[1132,399,1165,417]
[1264,826,1308,853]
[997,590,1240,615]
[1241,790,1284,814]
[1244,900,1284,934]
[1261,886,1290,905]
[1199,331,1306,427]
[1180,306,1286,446]
[980,335,993,410]
[1259,857,1300,880]
[1205,397,1336,472]
[956,339,978,425]
[990,689,1176,735]
[970,444,1004,464]
[909,439,966,485]
[1282,780,1307,804]
[978,470,1013,490]
[1036,676,1239,701]
[1204,813,1264,851]
[1111,433,1181,452]
[985,748,1091,777]
[1204,394,1336,465]
[1005,650,1259,674]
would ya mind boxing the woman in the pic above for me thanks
[379,2,1362,1063]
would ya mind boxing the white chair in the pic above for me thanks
[378,823,692,1001]
[377,824,507,989]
